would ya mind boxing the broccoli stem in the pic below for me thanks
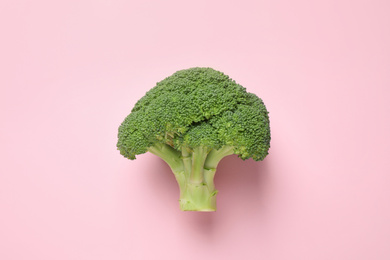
[190,146,209,184]
[148,143,183,173]
[205,146,234,169]
[149,144,234,211]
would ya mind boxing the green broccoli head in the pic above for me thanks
[117,67,270,211]
[118,67,270,159]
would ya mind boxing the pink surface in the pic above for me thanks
[1,0,390,259]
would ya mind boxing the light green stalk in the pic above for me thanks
[148,144,234,211]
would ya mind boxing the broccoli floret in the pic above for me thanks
[117,67,270,211]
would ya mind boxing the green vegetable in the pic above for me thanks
[117,67,270,211]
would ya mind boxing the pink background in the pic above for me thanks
[1,0,390,259]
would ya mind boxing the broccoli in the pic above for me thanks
[117,67,270,211]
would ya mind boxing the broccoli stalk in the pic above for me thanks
[117,67,270,211]
[149,144,233,211]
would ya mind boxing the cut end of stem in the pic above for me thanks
[181,208,216,212]
[179,183,218,212]
[179,201,217,212]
